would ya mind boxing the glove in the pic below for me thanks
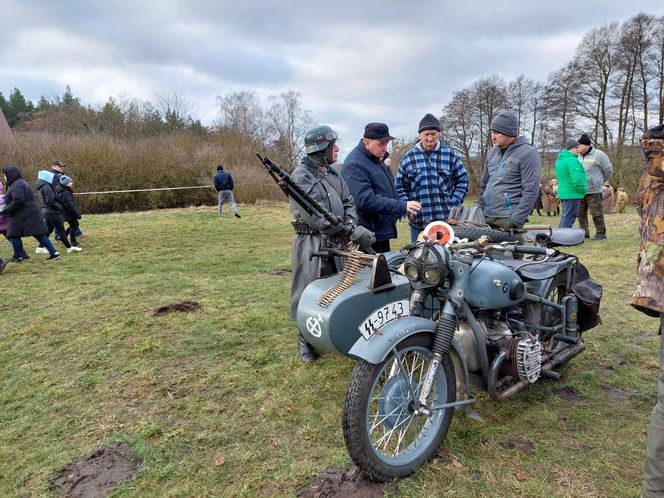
[350,226,376,251]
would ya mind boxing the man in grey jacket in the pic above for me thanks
[576,133,613,240]
[478,109,541,229]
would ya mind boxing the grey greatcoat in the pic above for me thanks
[289,157,357,320]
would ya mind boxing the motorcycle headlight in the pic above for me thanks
[423,268,442,284]
[404,264,419,281]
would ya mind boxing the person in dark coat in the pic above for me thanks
[0,165,60,261]
[342,122,421,252]
[56,175,83,252]
[35,162,73,252]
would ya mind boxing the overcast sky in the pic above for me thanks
[2,1,664,153]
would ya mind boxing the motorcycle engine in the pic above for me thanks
[496,336,542,383]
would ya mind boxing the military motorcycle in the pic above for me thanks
[256,154,602,482]
[297,224,601,482]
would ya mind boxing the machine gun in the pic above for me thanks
[256,154,351,236]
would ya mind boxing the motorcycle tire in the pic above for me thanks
[452,226,522,244]
[342,333,456,482]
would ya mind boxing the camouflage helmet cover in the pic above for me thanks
[304,125,338,155]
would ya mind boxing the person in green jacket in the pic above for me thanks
[555,138,587,228]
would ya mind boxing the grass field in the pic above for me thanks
[0,203,657,497]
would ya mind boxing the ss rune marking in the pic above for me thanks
[306,313,324,337]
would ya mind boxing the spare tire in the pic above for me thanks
[453,226,523,244]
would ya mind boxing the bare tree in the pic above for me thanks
[542,62,581,147]
[266,90,313,168]
[216,90,265,138]
[574,23,618,147]
[650,16,664,124]
[154,88,196,131]
[471,75,508,165]
[441,88,481,187]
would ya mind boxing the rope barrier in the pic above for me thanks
[75,184,276,195]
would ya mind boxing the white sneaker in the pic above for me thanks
[67,246,83,253]
[35,247,49,254]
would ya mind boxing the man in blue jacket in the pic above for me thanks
[213,165,241,218]
[478,109,541,229]
[342,122,421,252]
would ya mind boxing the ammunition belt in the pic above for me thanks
[292,221,320,235]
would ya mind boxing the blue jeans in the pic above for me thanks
[10,235,57,259]
[559,199,580,228]
[410,225,422,243]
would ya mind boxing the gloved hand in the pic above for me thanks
[350,226,376,251]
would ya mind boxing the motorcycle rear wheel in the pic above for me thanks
[342,333,456,482]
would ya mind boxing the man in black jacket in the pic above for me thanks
[342,123,420,252]
[213,165,241,218]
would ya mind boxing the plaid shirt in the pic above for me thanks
[395,141,468,228]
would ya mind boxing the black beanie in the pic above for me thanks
[418,113,441,133]
[578,133,592,146]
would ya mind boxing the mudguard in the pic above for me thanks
[346,316,470,389]
[297,267,411,355]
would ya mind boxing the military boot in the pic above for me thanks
[298,332,319,363]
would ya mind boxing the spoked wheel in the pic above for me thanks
[342,334,456,482]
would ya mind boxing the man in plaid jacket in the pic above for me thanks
[396,113,469,242]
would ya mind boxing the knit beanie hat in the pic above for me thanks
[490,110,518,137]
[59,175,72,186]
[564,138,579,150]
[578,133,592,146]
[418,113,441,133]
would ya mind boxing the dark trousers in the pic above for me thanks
[577,193,606,237]
[42,213,71,249]
[371,239,391,253]
[64,219,80,246]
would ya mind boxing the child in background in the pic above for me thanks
[56,175,83,252]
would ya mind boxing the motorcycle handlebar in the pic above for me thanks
[504,244,551,256]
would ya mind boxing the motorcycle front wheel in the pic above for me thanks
[342,333,456,482]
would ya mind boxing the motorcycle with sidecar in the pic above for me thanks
[297,223,602,482]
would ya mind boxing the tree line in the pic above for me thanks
[440,12,664,191]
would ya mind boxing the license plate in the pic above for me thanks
[358,300,409,340]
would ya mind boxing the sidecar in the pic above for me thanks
[297,251,412,358]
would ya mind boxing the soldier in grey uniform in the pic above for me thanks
[634,124,664,497]
[290,125,375,362]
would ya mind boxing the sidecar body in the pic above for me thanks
[297,251,411,357]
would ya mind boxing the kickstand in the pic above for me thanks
[464,406,485,423]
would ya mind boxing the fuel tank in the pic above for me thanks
[297,267,410,355]
[464,259,525,309]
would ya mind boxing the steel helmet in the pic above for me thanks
[304,125,338,155]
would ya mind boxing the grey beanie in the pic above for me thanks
[418,113,441,133]
[564,138,579,150]
[490,109,519,137]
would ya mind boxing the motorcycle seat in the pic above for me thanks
[500,259,560,281]
[524,228,586,247]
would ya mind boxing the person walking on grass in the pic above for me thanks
[554,138,587,228]
[35,161,73,253]
[1,165,60,261]
[213,165,241,219]
[56,175,83,252]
